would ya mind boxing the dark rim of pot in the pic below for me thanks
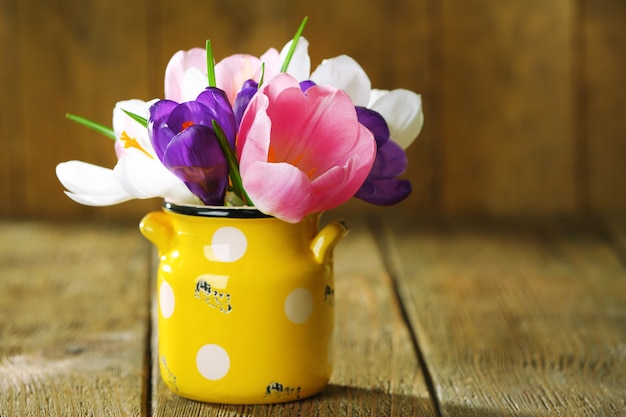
[163,201,273,219]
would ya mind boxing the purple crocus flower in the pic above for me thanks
[148,87,237,205]
[354,106,412,205]
[233,80,259,127]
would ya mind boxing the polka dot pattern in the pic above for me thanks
[284,288,314,324]
[196,344,230,381]
[205,226,248,262]
[159,281,175,319]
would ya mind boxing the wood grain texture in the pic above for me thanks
[7,0,626,219]
[149,216,437,416]
[584,0,626,213]
[0,0,20,216]
[439,0,578,215]
[0,221,150,416]
[382,215,626,416]
[5,0,159,220]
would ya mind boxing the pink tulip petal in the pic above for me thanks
[259,48,282,80]
[215,54,263,105]
[243,161,313,223]
[164,48,206,102]
[238,73,376,222]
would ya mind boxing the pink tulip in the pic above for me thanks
[164,48,206,102]
[237,73,376,223]
[164,48,282,104]
[163,38,310,105]
[215,51,280,104]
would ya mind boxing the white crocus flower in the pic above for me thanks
[56,99,200,206]
[310,55,423,149]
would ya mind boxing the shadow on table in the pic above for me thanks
[152,383,434,416]
[153,382,549,416]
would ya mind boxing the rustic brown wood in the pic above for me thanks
[7,0,626,219]
[0,0,20,216]
[439,0,578,215]
[584,0,626,213]
[149,216,437,416]
[605,216,626,263]
[0,221,150,416]
[3,215,626,415]
[382,215,626,416]
[4,0,159,220]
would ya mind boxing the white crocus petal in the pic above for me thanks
[113,99,159,161]
[113,99,158,150]
[278,37,311,81]
[181,67,209,102]
[367,88,388,106]
[113,156,197,202]
[369,89,424,149]
[310,55,371,107]
[63,191,132,206]
[56,161,131,206]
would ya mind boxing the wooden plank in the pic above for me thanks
[439,0,577,215]
[0,0,23,217]
[584,0,626,212]
[604,216,626,264]
[12,0,157,219]
[149,216,437,416]
[0,221,150,416]
[382,216,626,416]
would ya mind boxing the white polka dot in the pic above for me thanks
[159,281,175,319]
[204,227,247,262]
[284,288,314,324]
[196,344,230,380]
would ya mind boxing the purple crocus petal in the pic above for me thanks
[195,87,237,148]
[299,80,316,92]
[355,177,412,205]
[166,101,213,132]
[162,124,228,205]
[355,106,412,205]
[148,100,179,161]
[370,135,409,178]
[233,80,258,127]
[356,106,390,148]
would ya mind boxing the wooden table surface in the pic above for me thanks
[1,213,625,416]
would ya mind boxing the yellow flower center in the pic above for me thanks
[120,131,153,159]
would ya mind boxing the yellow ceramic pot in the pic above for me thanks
[139,202,348,404]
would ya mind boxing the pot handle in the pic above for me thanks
[139,211,174,255]
[310,219,349,265]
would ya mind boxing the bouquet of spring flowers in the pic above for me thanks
[56,19,423,223]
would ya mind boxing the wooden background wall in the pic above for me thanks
[1,0,625,221]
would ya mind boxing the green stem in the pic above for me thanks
[121,109,148,128]
[280,16,308,73]
[66,113,115,140]
[206,39,216,88]
[258,62,266,89]
[212,120,253,206]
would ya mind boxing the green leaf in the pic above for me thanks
[65,113,115,140]
[258,62,266,89]
[280,16,308,73]
[212,120,253,206]
[206,39,217,88]
[121,109,148,128]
